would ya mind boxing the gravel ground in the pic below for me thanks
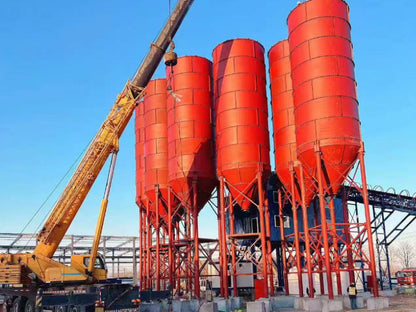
[342,295,416,312]
[383,294,416,312]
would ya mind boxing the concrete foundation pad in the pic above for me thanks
[270,296,296,309]
[247,301,266,312]
[189,299,200,311]
[199,302,218,312]
[294,297,303,310]
[213,298,231,312]
[367,297,389,310]
[359,291,372,298]
[295,298,321,312]
[256,299,271,312]
[321,298,343,312]
[172,300,198,312]
[139,303,162,312]
[379,289,396,297]
[230,297,243,310]
[343,296,365,309]
[172,300,183,312]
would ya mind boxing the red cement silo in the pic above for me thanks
[166,56,216,211]
[143,79,170,221]
[213,38,271,211]
[288,0,361,195]
[135,102,148,209]
[268,39,315,206]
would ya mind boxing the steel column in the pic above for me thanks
[299,164,315,297]
[265,199,275,296]
[289,166,303,297]
[229,195,238,297]
[278,190,289,295]
[315,145,334,299]
[358,143,379,297]
[258,172,270,298]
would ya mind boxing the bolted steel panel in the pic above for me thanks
[143,79,170,221]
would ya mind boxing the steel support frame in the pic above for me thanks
[217,171,273,299]
[141,186,170,291]
[282,141,379,299]
[167,179,203,298]
[370,205,416,290]
[277,164,316,298]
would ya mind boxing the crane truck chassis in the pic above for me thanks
[0,0,194,311]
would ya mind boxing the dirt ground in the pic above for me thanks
[344,295,416,312]
[382,295,416,312]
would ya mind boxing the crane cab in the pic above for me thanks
[71,254,107,282]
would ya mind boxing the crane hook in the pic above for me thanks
[164,41,177,67]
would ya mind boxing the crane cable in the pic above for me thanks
[17,140,92,250]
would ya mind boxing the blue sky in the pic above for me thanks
[1,1,415,240]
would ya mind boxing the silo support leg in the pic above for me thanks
[315,144,334,299]
[258,173,269,298]
[299,164,315,298]
[358,143,379,297]
[278,190,289,295]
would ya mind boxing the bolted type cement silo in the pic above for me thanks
[213,38,271,211]
[166,55,216,211]
[213,38,273,298]
[288,0,361,196]
[165,55,216,297]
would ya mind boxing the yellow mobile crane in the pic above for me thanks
[0,1,193,311]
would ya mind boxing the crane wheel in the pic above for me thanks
[11,297,26,312]
[55,306,67,312]
[24,301,34,312]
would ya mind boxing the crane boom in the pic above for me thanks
[34,0,194,259]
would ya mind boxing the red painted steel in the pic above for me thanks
[143,79,170,221]
[213,38,271,210]
[166,56,216,210]
[288,0,361,196]
[135,103,148,209]
[268,39,315,205]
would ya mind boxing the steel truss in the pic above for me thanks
[278,142,379,299]
[138,184,220,298]
[342,185,416,291]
